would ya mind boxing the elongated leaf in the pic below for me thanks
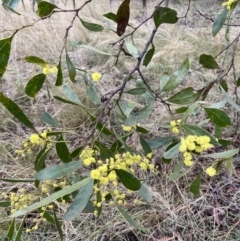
[41,111,60,127]
[236,77,240,87]
[204,108,231,127]
[182,124,219,146]
[54,96,80,106]
[139,183,153,203]
[87,86,101,104]
[180,102,199,124]
[25,73,46,97]
[7,218,15,240]
[69,146,82,158]
[79,44,112,55]
[11,177,91,218]
[103,12,117,22]
[0,36,12,78]
[123,101,154,126]
[162,58,190,92]
[139,136,152,154]
[126,88,146,95]
[136,78,155,100]
[116,0,130,36]
[66,53,76,82]
[225,157,233,176]
[117,204,146,230]
[163,142,180,159]
[115,99,137,120]
[63,85,84,107]
[25,56,46,66]
[153,6,178,28]
[55,61,63,86]
[219,79,228,92]
[160,73,170,91]
[35,161,82,180]
[215,124,222,139]
[199,54,220,69]
[218,139,231,146]
[0,93,36,131]
[56,135,72,163]
[95,141,113,159]
[2,0,20,10]
[39,209,55,225]
[37,1,58,18]
[35,147,51,172]
[202,148,239,159]
[169,161,191,181]
[167,87,199,105]
[0,201,11,207]
[53,208,63,241]
[146,136,174,150]
[221,86,240,112]
[79,18,103,32]
[14,215,26,241]
[212,8,228,37]
[64,179,94,221]
[197,81,215,101]
[126,43,139,58]
[189,174,201,197]
[175,107,188,113]
[115,169,141,191]
[136,125,149,134]
[143,45,155,67]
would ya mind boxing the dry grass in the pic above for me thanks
[1,0,240,240]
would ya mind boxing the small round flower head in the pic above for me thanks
[222,0,237,10]
[122,125,132,132]
[29,134,40,145]
[91,72,102,82]
[206,167,216,177]
[43,66,51,75]
[170,119,181,134]
[42,65,58,75]
[49,66,58,74]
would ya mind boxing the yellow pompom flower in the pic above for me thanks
[222,0,237,10]
[122,125,132,132]
[206,167,216,177]
[90,169,101,180]
[29,134,40,145]
[49,66,58,74]
[91,72,102,82]
[184,159,193,166]
[43,66,51,75]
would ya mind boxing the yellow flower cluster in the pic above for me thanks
[80,147,155,215]
[122,123,140,132]
[1,188,34,214]
[222,0,237,10]
[26,204,54,233]
[205,166,217,177]
[179,135,213,166]
[91,72,102,82]
[170,119,181,134]
[40,179,67,195]
[15,130,53,158]
[42,65,58,75]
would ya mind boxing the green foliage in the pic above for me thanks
[0,36,12,78]
[79,18,104,32]
[37,1,58,18]
[25,73,46,97]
